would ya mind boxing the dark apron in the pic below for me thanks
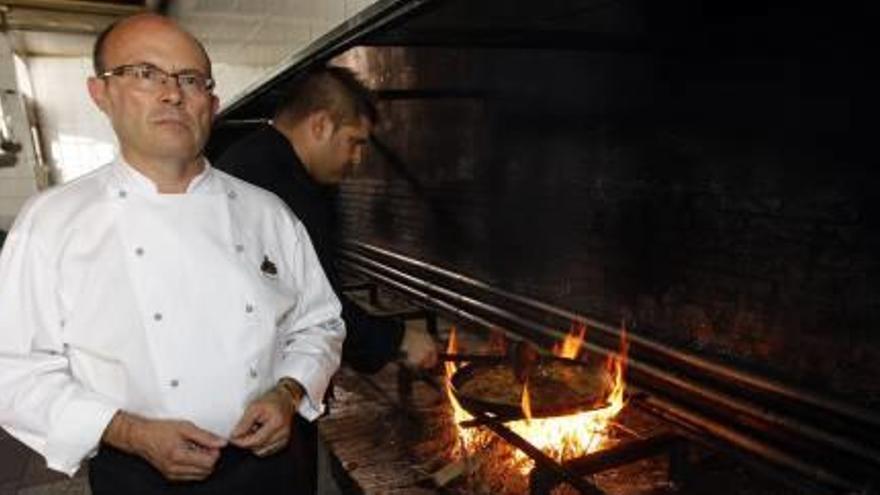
[89,417,315,495]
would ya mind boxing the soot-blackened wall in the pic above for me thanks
[334,4,876,406]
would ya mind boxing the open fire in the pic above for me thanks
[444,322,630,477]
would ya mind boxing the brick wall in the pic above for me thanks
[334,6,877,406]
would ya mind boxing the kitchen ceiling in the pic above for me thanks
[3,0,376,66]
[1,0,150,56]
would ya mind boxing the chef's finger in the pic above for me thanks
[172,444,221,470]
[178,422,227,449]
[230,406,264,439]
[232,421,276,449]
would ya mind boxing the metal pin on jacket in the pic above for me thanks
[260,255,278,278]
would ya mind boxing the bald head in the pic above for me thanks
[93,14,211,76]
[86,12,218,185]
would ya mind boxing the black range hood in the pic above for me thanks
[212,0,659,126]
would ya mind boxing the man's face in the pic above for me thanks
[310,116,372,185]
[87,16,218,167]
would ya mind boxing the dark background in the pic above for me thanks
[328,2,876,407]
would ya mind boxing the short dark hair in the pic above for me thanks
[275,65,378,127]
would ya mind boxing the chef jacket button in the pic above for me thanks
[227,190,237,200]
[153,312,163,322]
[235,244,244,253]
[245,303,254,313]
[169,379,179,388]
[135,247,144,256]
[59,319,65,328]
[249,367,258,379]
[118,190,127,199]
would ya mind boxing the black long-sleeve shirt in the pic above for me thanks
[216,125,404,373]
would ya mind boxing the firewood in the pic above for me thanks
[430,458,467,487]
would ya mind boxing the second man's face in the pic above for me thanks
[311,116,371,185]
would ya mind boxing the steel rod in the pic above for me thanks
[634,394,864,494]
[344,241,880,431]
[340,257,880,473]
[563,432,683,475]
[339,260,509,335]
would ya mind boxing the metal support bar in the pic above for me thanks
[564,433,685,475]
[340,252,880,466]
[344,241,880,433]
[635,394,864,494]
[341,280,379,305]
[531,433,687,495]
[338,254,880,491]
[338,259,519,339]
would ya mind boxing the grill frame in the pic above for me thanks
[338,240,879,494]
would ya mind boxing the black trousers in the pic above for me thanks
[89,418,316,495]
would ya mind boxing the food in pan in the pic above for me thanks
[456,360,609,411]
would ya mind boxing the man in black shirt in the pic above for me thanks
[217,66,437,373]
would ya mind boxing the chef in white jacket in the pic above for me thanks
[0,13,344,494]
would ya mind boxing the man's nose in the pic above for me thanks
[158,78,184,105]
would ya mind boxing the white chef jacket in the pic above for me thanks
[0,159,345,476]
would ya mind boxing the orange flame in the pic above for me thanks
[505,323,628,468]
[444,321,630,476]
[444,327,487,455]
[444,326,459,379]
[553,321,587,360]
[521,381,532,422]
[603,323,629,405]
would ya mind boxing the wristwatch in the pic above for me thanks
[277,377,304,410]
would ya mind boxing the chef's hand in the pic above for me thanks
[229,379,300,456]
[400,324,439,369]
[102,411,227,481]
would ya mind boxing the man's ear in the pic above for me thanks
[309,110,335,143]
[87,77,110,114]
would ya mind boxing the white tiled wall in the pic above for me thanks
[26,57,117,184]
[212,63,268,107]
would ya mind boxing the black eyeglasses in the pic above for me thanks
[99,63,215,95]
